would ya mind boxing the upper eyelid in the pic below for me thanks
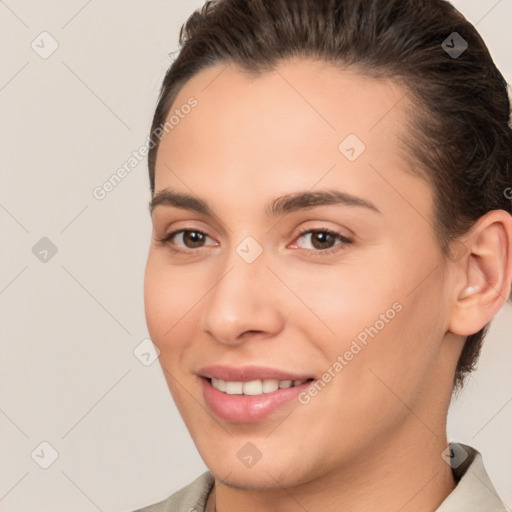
[291,228,352,247]
[155,219,218,239]
[162,226,346,239]
[296,226,349,236]
[151,209,229,239]
[294,225,353,241]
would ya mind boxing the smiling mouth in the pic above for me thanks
[207,377,315,395]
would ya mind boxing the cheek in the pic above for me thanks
[143,252,200,352]
[279,259,395,341]
[144,256,203,413]
[334,281,447,420]
[284,254,445,397]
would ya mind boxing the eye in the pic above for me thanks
[157,229,218,252]
[291,228,352,253]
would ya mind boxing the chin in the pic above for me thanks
[208,463,309,491]
[197,439,322,489]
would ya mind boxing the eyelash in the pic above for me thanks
[156,230,213,254]
[156,227,353,255]
[294,226,353,255]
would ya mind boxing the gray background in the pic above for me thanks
[0,1,511,510]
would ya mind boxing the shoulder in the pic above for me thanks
[131,471,215,512]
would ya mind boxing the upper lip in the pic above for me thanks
[198,365,314,382]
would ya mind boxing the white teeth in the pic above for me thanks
[210,378,306,395]
[211,377,226,392]
[225,381,243,394]
[242,380,263,395]
[262,379,279,393]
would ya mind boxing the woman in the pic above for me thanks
[137,0,512,510]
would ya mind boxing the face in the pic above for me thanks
[144,58,461,489]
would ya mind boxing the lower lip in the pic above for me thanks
[200,378,313,423]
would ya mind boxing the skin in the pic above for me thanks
[144,57,512,512]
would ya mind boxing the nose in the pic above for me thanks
[200,251,285,346]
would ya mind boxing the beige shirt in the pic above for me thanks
[133,443,509,512]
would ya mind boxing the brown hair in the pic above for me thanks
[147,0,512,390]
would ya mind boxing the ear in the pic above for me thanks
[448,210,512,336]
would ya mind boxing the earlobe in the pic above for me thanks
[448,210,512,336]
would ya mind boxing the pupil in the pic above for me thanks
[184,231,204,248]
[312,232,334,249]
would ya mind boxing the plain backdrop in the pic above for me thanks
[0,1,511,510]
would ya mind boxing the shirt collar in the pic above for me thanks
[435,443,509,511]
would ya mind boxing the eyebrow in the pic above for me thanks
[149,189,380,216]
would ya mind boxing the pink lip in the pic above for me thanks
[198,364,313,382]
[198,365,316,424]
[200,377,313,423]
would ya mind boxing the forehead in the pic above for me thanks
[153,57,430,223]
[156,57,411,173]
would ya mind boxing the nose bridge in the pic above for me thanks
[200,243,283,344]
